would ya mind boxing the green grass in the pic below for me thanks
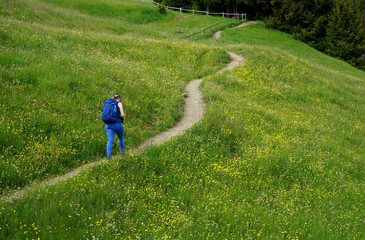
[0,0,236,192]
[1,0,365,239]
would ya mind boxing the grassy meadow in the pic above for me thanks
[0,0,237,192]
[1,0,365,239]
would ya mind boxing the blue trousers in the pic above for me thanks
[105,122,124,158]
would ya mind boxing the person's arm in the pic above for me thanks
[118,102,125,119]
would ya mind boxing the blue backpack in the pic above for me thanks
[102,98,120,124]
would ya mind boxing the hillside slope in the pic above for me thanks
[1,0,365,239]
[0,0,237,192]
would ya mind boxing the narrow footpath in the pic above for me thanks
[2,21,254,202]
[213,21,256,39]
[138,52,243,152]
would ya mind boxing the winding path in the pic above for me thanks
[2,22,252,202]
[213,21,256,39]
[138,52,243,152]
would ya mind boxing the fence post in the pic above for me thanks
[222,12,224,18]
[180,7,182,13]
[206,11,208,15]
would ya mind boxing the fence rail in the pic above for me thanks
[181,19,232,38]
[152,1,246,20]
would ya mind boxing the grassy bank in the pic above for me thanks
[1,0,365,239]
[0,0,237,192]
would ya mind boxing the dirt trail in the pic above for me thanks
[138,52,243,152]
[2,52,244,203]
[213,21,256,40]
[1,23,252,202]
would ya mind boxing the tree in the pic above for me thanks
[325,0,365,66]
[241,0,272,19]
[203,0,222,12]
[355,0,365,10]
[354,0,365,24]
[265,0,334,34]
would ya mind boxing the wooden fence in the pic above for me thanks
[152,1,246,20]
[181,19,232,38]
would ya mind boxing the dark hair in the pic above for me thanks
[113,93,121,99]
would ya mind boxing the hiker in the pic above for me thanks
[102,93,125,159]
